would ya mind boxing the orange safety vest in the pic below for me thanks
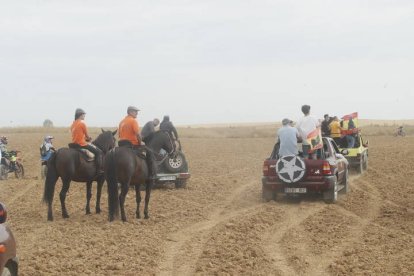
[119,115,140,145]
[71,119,88,146]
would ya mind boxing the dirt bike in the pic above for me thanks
[394,129,406,137]
[0,150,24,180]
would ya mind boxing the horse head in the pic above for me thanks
[93,129,117,153]
[147,131,175,155]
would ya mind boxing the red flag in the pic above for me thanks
[341,112,358,120]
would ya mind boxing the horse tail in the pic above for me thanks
[43,151,59,204]
[106,149,119,221]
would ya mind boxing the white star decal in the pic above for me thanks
[276,156,306,183]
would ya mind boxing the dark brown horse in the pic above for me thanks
[43,129,117,221]
[106,131,174,222]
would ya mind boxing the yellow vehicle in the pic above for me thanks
[339,133,368,174]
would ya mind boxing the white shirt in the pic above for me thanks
[277,125,299,156]
[296,115,319,145]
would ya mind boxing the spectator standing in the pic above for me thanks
[329,116,342,146]
[296,105,320,158]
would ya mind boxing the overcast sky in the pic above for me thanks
[1,0,413,127]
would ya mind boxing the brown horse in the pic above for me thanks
[43,129,117,221]
[106,131,174,222]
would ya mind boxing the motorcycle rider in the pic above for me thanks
[118,106,157,180]
[0,136,8,158]
[70,108,104,175]
[40,135,56,161]
[0,136,16,171]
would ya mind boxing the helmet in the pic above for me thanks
[0,136,7,144]
[75,108,86,119]
[44,135,54,141]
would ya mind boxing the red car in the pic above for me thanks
[0,202,18,276]
[262,137,349,203]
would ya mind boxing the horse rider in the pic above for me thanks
[118,106,157,180]
[40,135,56,161]
[141,118,160,144]
[70,108,104,175]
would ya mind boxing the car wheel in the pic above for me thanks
[14,163,24,179]
[324,176,338,204]
[262,185,275,202]
[362,153,368,170]
[3,261,18,276]
[340,169,349,194]
[357,157,364,174]
[164,151,187,173]
[175,179,187,189]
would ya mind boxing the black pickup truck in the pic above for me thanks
[262,137,349,203]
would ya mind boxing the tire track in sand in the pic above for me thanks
[158,178,260,275]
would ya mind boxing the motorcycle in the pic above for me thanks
[0,150,24,180]
[394,128,406,137]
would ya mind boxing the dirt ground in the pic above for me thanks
[0,127,413,275]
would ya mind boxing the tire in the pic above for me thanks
[41,164,48,180]
[324,176,338,204]
[357,157,364,174]
[175,179,187,189]
[14,163,24,179]
[340,169,349,194]
[262,185,275,202]
[0,164,8,180]
[164,151,187,173]
[362,153,368,170]
[3,261,18,276]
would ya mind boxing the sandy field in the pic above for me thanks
[0,124,413,275]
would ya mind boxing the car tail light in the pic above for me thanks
[322,161,332,175]
[0,244,6,253]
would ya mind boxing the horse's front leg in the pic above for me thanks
[135,184,141,219]
[86,181,92,214]
[60,179,71,218]
[119,182,129,222]
[144,180,153,219]
[95,177,105,214]
[47,201,54,221]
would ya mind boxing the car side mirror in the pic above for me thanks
[0,202,7,224]
[341,149,349,155]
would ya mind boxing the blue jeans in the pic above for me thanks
[346,135,355,148]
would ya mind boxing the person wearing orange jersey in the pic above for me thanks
[118,106,156,180]
[70,108,103,175]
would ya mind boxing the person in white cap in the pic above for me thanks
[277,118,302,157]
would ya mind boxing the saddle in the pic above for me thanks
[118,140,147,160]
[68,143,95,162]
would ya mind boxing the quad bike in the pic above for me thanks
[0,150,24,180]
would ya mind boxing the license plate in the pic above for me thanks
[285,188,307,193]
[159,175,176,181]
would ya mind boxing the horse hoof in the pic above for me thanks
[96,209,101,214]
[47,216,54,221]
[63,214,70,219]
[144,215,149,219]
[86,211,91,215]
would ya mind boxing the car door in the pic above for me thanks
[329,139,346,180]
